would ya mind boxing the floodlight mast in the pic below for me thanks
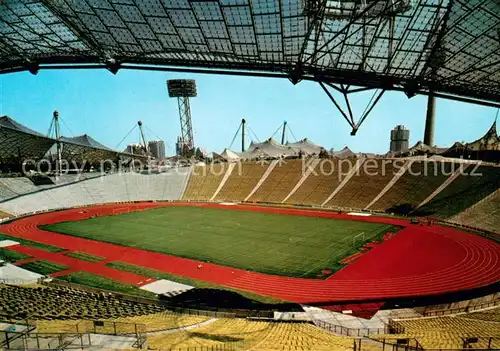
[167,79,197,157]
[137,120,149,155]
[47,111,63,176]
[241,118,246,152]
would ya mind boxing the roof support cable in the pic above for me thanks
[60,117,75,137]
[270,123,283,140]
[228,121,242,150]
[287,124,298,143]
[115,124,138,150]
[247,125,260,143]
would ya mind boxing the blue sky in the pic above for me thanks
[0,69,497,156]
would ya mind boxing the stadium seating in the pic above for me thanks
[326,160,400,209]
[0,160,499,234]
[374,313,500,350]
[0,181,18,200]
[450,189,500,233]
[0,284,163,320]
[0,178,38,196]
[248,159,305,203]
[415,165,500,218]
[286,159,356,206]
[36,311,210,333]
[465,307,500,323]
[0,170,189,215]
[368,161,426,212]
[182,163,228,201]
[385,161,453,212]
[215,162,268,202]
[52,173,102,186]
[148,318,359,351]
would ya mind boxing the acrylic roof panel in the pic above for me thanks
[0,116,139,161]
[60,134,113,151]
[0,0,499,104]
[0,116,57,160]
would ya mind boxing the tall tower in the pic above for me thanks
[390,125,410,153]
[167,79,197,157]
[47,110,62,175]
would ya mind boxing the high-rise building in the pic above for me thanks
[148,140,166,160]
[390,125,410,153]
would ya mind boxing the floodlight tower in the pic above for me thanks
[167,79,197,157]
[137,120,149,155]
[241,118,246,152]
[47,110,62,175]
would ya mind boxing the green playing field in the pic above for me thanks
[41,206,397,278]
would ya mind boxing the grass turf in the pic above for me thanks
[0,247,31,263]
[18,260,68,275]
[41,206,397,278]
[0,233,63,253]
[65,251,104,262]
[56,272,157,299]
[106,261,284,304]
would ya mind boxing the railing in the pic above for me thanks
[365,336,500,351]
[3,331,93,350]
[45,278,276,319]
[72,320,146,336]
[0,324,37,350]
[423,298,500,317]
[0,278,39,284]
[315,319,388,337]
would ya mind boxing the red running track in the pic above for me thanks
[1,202,499,307]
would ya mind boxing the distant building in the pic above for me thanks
[125,143,140,154]
[148,140,166,160]
[390,125,410,153]
[125,143,148,155]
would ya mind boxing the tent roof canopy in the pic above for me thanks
[466,120,500,151]
[286,138,324,154]
[0,116,143,163]
[0,116,45,136]
[60,134,114,151]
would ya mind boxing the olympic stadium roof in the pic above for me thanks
[60,134,114,151]
[1,0,499,108]
[0,116,54,161]
[467,120,500,151]
[243,138,296,158]
[57,134,129,163]
[286,138,324,155]
[0,116,143,164]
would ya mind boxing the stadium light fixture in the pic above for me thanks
[404,81,420,99]
[26,62,39,75]
[106,61,121,75]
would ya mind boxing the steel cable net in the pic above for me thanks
[305,0,414,19]
[0,0,499,103]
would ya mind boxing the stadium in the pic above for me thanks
[0,0,500,350]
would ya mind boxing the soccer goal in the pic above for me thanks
[352,232,365,247]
